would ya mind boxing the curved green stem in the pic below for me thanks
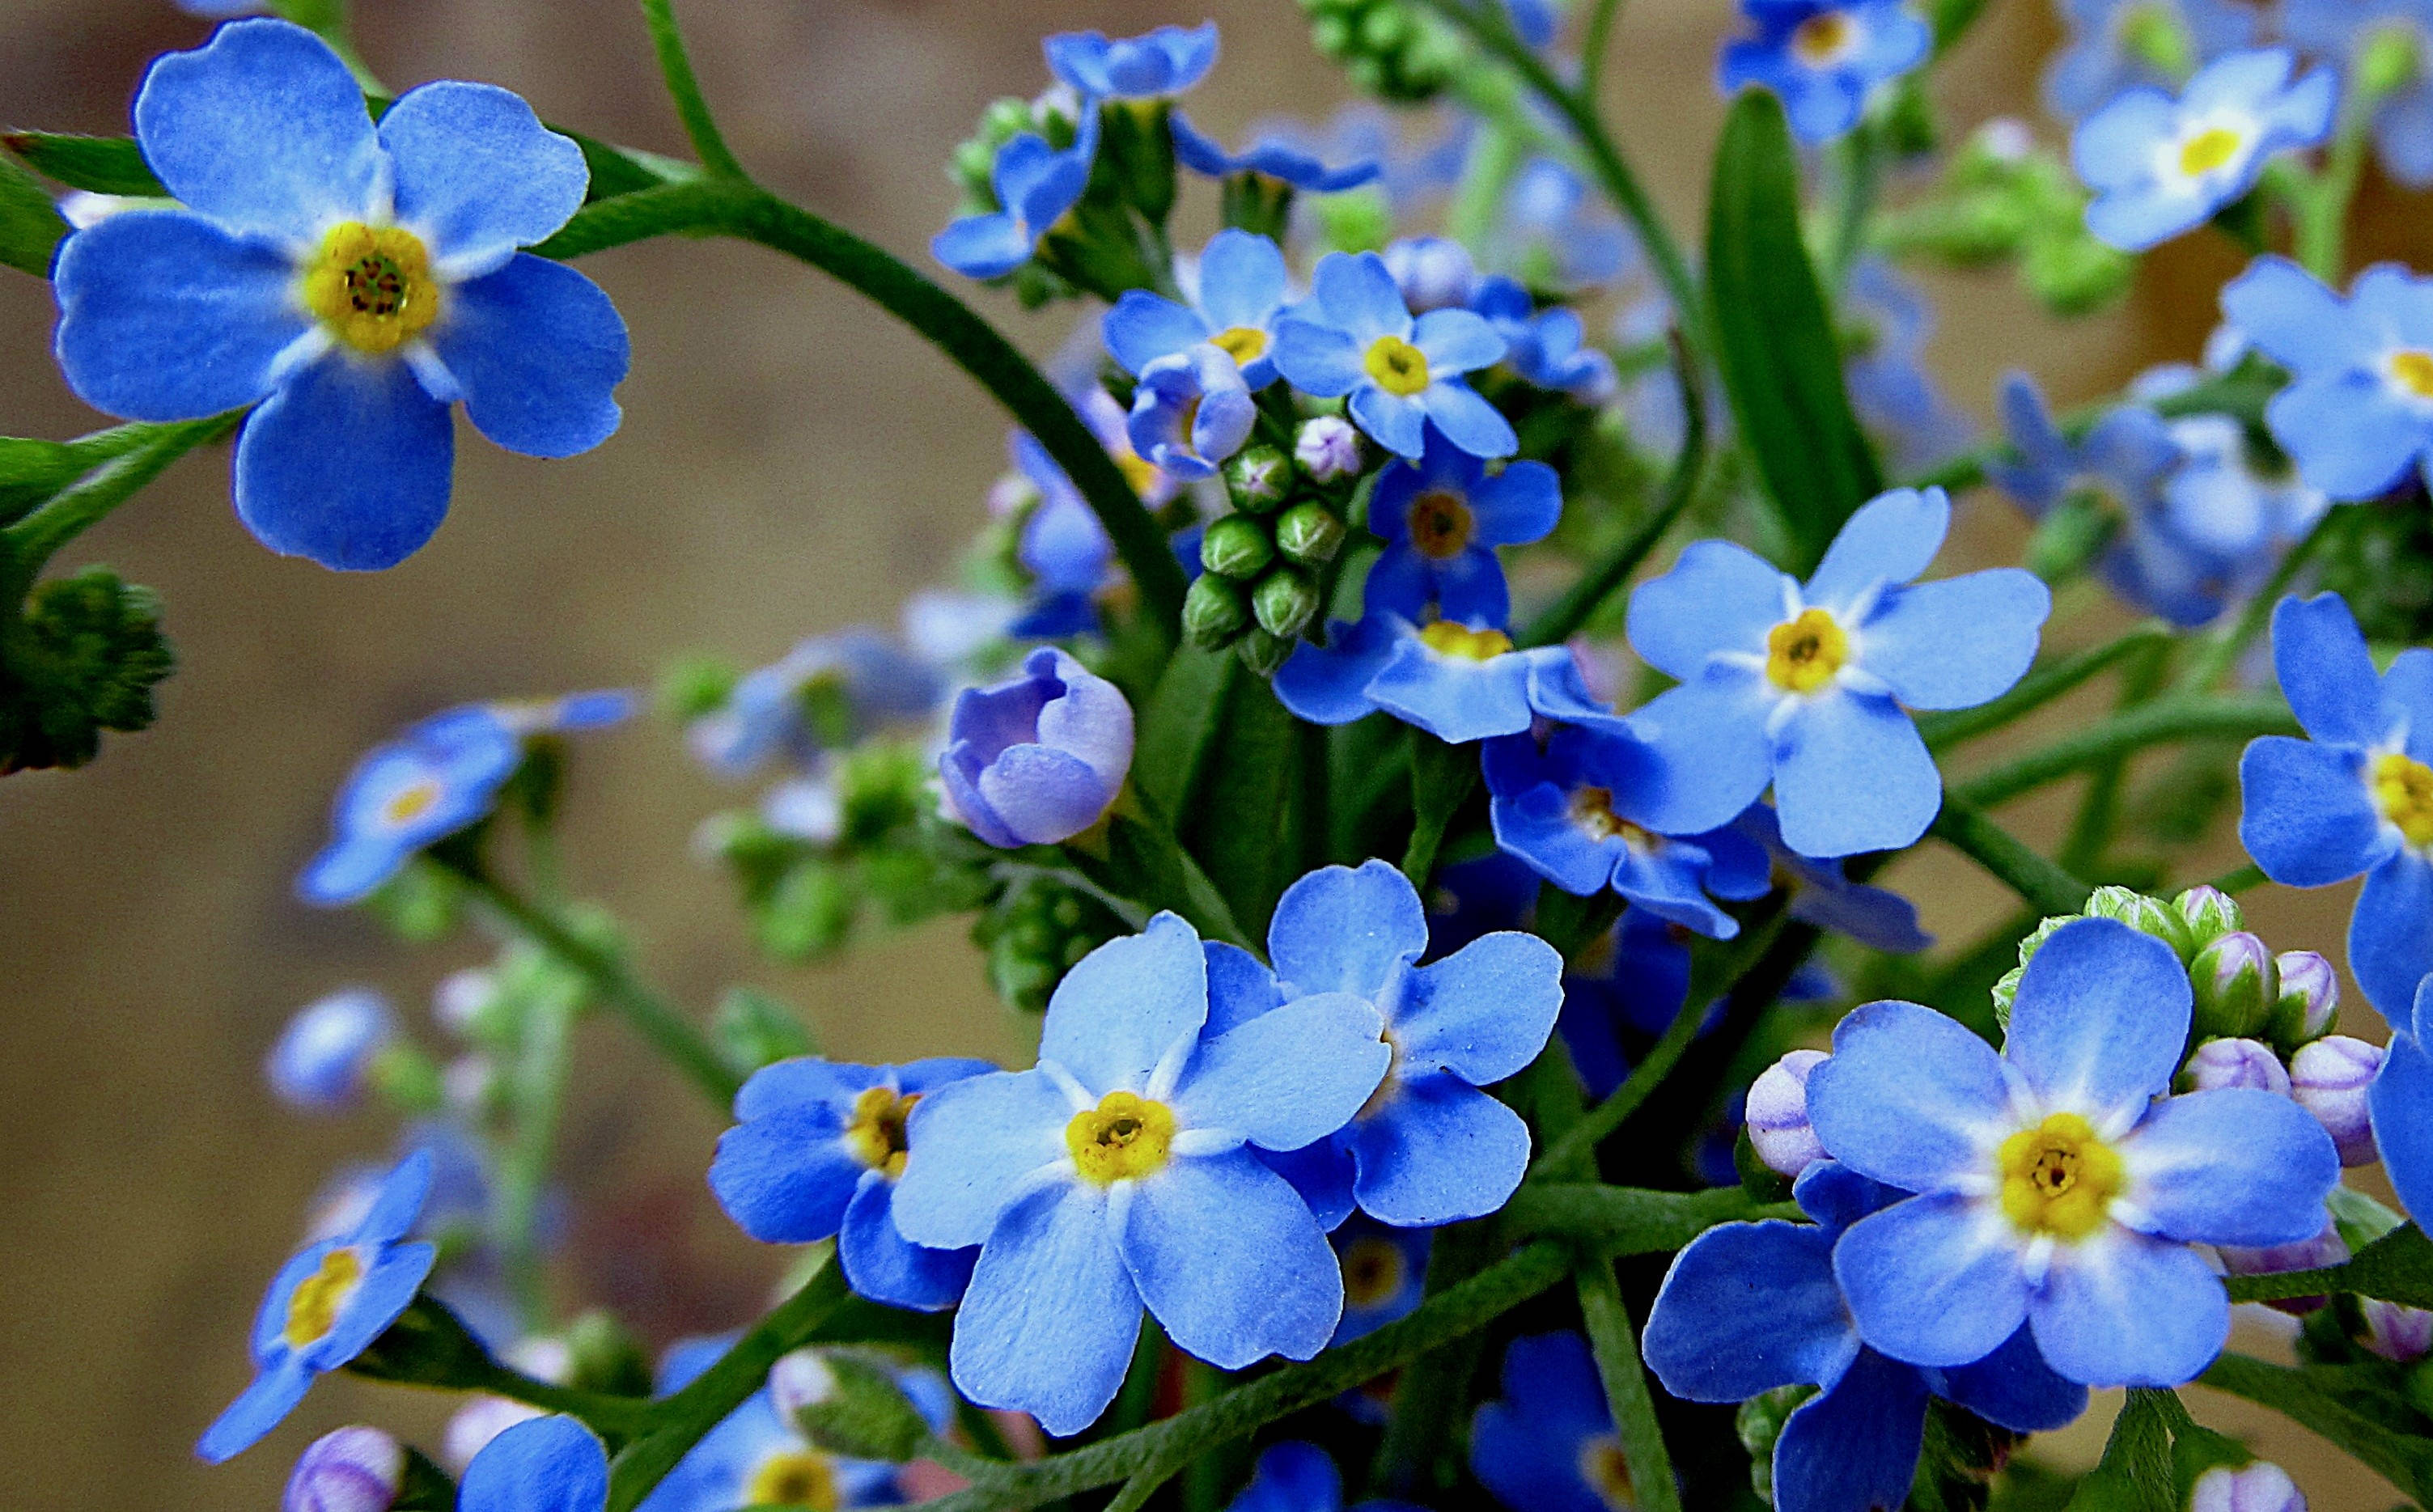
[1579,0,1628,100]
[471,1362,663,1438]
[533,180,1185,641]
[638,0,745,179]
[498,987,576,1326]
[1929,796,2093,916]
[1575,1256,1681,1512]
[1952,695,2299,811]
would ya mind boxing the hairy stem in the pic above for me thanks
[1575,1256,1681,1512]
[1951,696,2298,810]
[637,0,745,179]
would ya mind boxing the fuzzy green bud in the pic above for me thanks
[1204,518,1278,583]
[1313,187,1392,254]
[1253,565,1321,639]
[2189,930,2278,1040]
[759,859,856,961]
[778,1350,933,1463]
[1239,628,1295,676]
[658,655,740,722]
[1276,502,1347,567]
[2361,22,2423,104]
[1226,444,1294,512]
[1991,913,2075,1030]
[2082,884,2198,959]
[1184,571,1252,648]
[2117,2,2195,79]
[2173,883,2244,947]
[2022,227,2135,318]
[565,1311,655,1398]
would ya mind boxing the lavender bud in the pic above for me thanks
[2189,1462,2305,1512]
[1744,1049,1829,1177]
[2291,1036,2384,1166]
[2190,931,2278,1040]
[285,1426,404,1512]
[2182,1037,2290,1096]
[2270,951,2340,1048]
[2362,1298,2433,1362]
[2172,883,2243,946]
[1295,416,1362,482]
[1382,235,1477,312]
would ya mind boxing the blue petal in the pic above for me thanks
[1121,1150,1343,1366]
[1626,539,1787,680]
[2121,1087,2338,1247]
[1351,385,1430,460]
[1792,1158,1905,1235]
[838,1174,974,1311]
[134,19,382,244]
[430,254,627,457]
[733,1058,881,1120]
[354,1147,436,1243]
[235,354,454,570]
[950,1183,1139,1437]
[1471,1335,1613,1512]
[51,210,304,421]
[1396,931,1566,1083]
[298,832,416,908]
[1467,460,1562,545]
[2272,591,2386,746]
[1350,1072,1530,1225]
[1230,1442,1343,1512]
[2353,851,2433,1018]
[1267,858,1428,1000]
[2371,1006,2433,1222]
[708,1103,867,1243]
[1490,772,1617,896]
[2003,917,2190,1119]
[1772,692,1939,858]
[1366,642,1537,743]
[1808,999,2010,1192]
[1274,614,1401,725]
[933,210,1032,280]
[1772,1349,1930,1512]
[1626,676,1776,836]
[1197,230,1288,331]
[1834,1193,2030,1368]
[1270,318,1364,397]
[891,1069,1073,1249]
[1041,913,1209,1091]
[1202,940,1284,1036]
[380,82,587,276]
[1311,250,1411,345]
[2268,374,2432,501]
[1174,992,1389,1151]
[1259,1139,1359,1231]
[1928,1322,2088,1433]
[2237,736,2384,886]
[460,1416,609,1512]
[196,1356,314,1463]
[1410,307,1505,375]
[975,743,1121,845]
[2027,1227,2227,1387]
[1642,1219,1859,1402]
[2220,254,2371,376]
[1418,381,1518,459]
[1859,571,2050,711]
[1103,291,1206,375]
[1804,487,1951,608]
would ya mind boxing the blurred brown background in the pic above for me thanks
[0,0,2415,1506]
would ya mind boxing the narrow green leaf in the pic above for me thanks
[2202,1353,2433,1502]
[0,421,185,527]
[2224,1221,2433,1309]
[0,150,66,277]
[1133,642,1236,824]
[2,132,163,197]
[1181,672,1302,934]
[1706,89,1885,574]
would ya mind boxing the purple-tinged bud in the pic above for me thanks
[2291,1036,2384,1166]
[2270,951,2340,1048]
[2219,1221,2347,1315]
[2362,1298,2433,1362]
[2189,1461,2305,1512]
[431,968,497,1038]
[285,1425,403,1512]
[1744,1049,1829,1177]
[266,989,398,1112]
[2173,883,2243,946]
[2183,1036,2290,1096]
[1295,416,1362,481]
[2189,931,2277,1040]
[938,648,1134,848]
[1382,235,1477,312]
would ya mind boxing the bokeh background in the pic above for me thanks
[0,0,2421,1506]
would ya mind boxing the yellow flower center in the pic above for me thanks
[2390,350,2433,400]
[302,223,441,355]
[282,1246,365,1350]
[1211,326,1269,365]
[1764,608,1850,695]
[1791,11,1855,66]
[1066,1091,1176,1184]
[1407,489,1474,561]
[1341,1235,1409,1310]
[1117,448,1163,498]
[1567,786,1654,850]
[1996,1112,2125,1241]
[1365,335,1431,397]
[1418,621,1514,661]
[380,777,443,828]
[841,1086,921,1180]
[2177,127,2244,177]
[2374,752,2433,846]
[1576,1435,1637,1510]
[745,1450,840,1511]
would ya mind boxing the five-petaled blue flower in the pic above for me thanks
[1274,612,1575,744]
[889,912,1391,1435]
[2239,591,2433,1016]
[200,1150,439,1461]
[1469,277,1618,402]
[710,1057,998,1311]
[1273,250,1515,460]
[2283,0,2433,188]
[938,646,1134,849]
[1209,862,1564,1229]
[461,1417,609,1512]
[1468,1332,1639,1512]
[1806,917,2340,1386]
[1486,159,1634,294]
[933,110,1101,282]
[1644,1162,2088,1512]
[1626,487,2050,858]
[2222,255,2433,502]
[2074,49,2334,252]
[1130,344,1257,479]
[53,19,629,570]
[1170,112,1382,192]
[1105,230,1292,389]
[1365,430,1561,626]
[1045,23,1220,100]
[2043,0,2257,121]
[1718,1,1934,144]
[1227,1442,1424,1512]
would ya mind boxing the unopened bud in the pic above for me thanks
[1202,515,1276,580]
[2116,4,2194,79]
[565,1311,653,1397]
[1744,1049,1829,1177]
[2191,931,2278,1040]
[2361,21,2423,104]
[1276,502,1346,567]
[784,1349,930,1463]
[2363,1298,2433,1363]
[2182,1037,2289,1096]
[286,1426,404,1512]
[2083,886,2196,959]
[2270,951,2339,1047]
[1735,1384,1816,1504]
[1226,444,1293,511]
[2189,1462,2305,1512]
[267,990,401,1113]
[1183,572,1250,648]
[2291,1036,2383,1166]
[1295,415,1363,481]
[1239,628,1295,676]
[2173,884,2243,947]
[432,969,499,1038]
[1253,566,1320,639]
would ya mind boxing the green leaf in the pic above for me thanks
[0,423,172,527]
[1401,729,1477,887]
[1,132,163,197]
[1706,89,1885,574]
[2063,1389,2181,1512]
[0,150,66,277]
[2202,1353,2433,1501]
[1132,642,1236,824]
[2224,1221,2433,1309]
[1179,671,1302,935]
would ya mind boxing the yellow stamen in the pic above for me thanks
[1418,621,1513,661]
[1996,1112,2125,1240]
[1576,1435,1637,1510]
[1791,11,1854,66]
[1211,326,1269,365]
[2391,350,2433,400]
[301,223,440,355]
[1365,336,1431,397]
[1764,608,1849,695]
[1341,1235,1409,1309]
[841,1086,922,1180]
[2177,127,2244,177]
[1066,1091,1176,1184]
[1407,489,1474,561]
[2374,752,2433,846]
[282,1247,365,1349]
[746,1450,840,1512]
[1567,786,1655,850]
[380,777,443,828]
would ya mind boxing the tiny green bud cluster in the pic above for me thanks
[1299,0,1468,102]
[1873,119,2134,318]
[1184,443,1357,671]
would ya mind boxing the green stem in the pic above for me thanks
[1501,1184,1790,1251]
[1579,0,1628,100]
[1929,796,2093,916]
[1917,623,2172,752]
[498,988,576,1327]
[2296,94,2376,283]
[2174,507,2337,694]
[1183,1359,1225,1512]
[1952,695,2299,810]
[0,413,239,606]
[533,180,1185,642]
[470,1361,663,1438]
[1575,1256,1681,1512]
[637,0,745,179]
[1374,1219,1500,1490]
[2059,637,2169,877]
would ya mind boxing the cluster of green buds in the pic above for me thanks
[0,564,175,773]
[1298,0,1468,103]
[973,870,1128,1013]
[1184,422,1365,673]
[1872,119,2133,318]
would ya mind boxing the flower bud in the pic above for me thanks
[2082,886,2197,959]
[1202,515,1276,579]
[1382,235,1477,312]
[1275,502,1346,567]
[2291,1036,2384,1166]
[1295,415,1363,481]
[1239,627,1295,676]
[2362,1298,2433,1363]
[1225,444,1293,511]
[2190,931,2278,1040]
[286,1426,405,1512]
[2270,951,2339,1048]
[781,1349,931,1463]
[2361,20,2423,104]
[267,989,399,1112]
[1252,566,1320,640]
[2189,1462,2305,1512]
[431,969,498,1038]
[2173,883,2244,947]
[443,1398,542,1474]
[1744,1049,1829,1177]
[1183,572,1250,648]
[938,648,1134,849]
[2182,1037,2289,1097]
[1734,1384,1815,1505]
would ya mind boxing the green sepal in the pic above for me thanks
[0,149,66,277]
[1100,101,1177,227]
[0,565,173,773]
[2062,1388,2180,1512]
[392,1446,460,1512]
[345,1292,500,1390]
[790,1349,934,1463]
[712,985,819,1075]
[1,132,163,197]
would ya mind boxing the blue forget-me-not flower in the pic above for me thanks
[1806,917,2340,1386]
[1468,1332,1639,1512]
[1365,430,1561,626]
[52,19,629,571]
[688,632,942,779]
[1274,612,1574,744]
[1485,159,1634,294]
[1735,803,1933,953]
[2283,0,2433,188]
[1843,258,1974,475]
[1718,1,1934,145]
[460,1417,609,1512]
[2073,49,2335,252]
[1045,23,1220,100]
[2239,591,2433,1016]
[1130,344,1258,480]
[1104,230,1292,389]
[937,646,1134,849]
[933,108,1102,282]
[1169,113,1382,192]
[2223,255,2433,502]
[268,988,399,1112]
[1273,250,1515,460]
[1329,1217,1429,1344]
[1626,487,2050,858]
[1469,277,1619,403]
[2043,0,2258,121]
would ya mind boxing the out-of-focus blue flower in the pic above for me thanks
[2223,255,2433,501]
[892,913,1391,1435]
[2284,0,2433,188]
[1045,23,1220,100]
[1207,862,1563,1229]
[268,989,399,1112]
[2075,49,2335,252]
[2044,0,2259,121]
[1843,259,1974,474]
[1627,488,2050,858]
[460,1417,608,1512]
[1170,112,1381,192]
[2240,592,2433,1015]
[1735,803,1931,952]
[937,646,1134,849]
[200,1151,439,1462]
[1645,1163,2088,1512]
[1718,0,1933,144]
[1807,918,2340,1385]
[1469,278,1618,402]
[1330,1217,1429,1344]
[1002,432,1116,640]
[689,633,941,779]
[710,1057,997,1311]
[285,1425,404,1512]
[1130,344,1257,479]
[1557,910,1696,1099]
[934,109,1101,281]
[1469,1333,1637,1512]
[176,0,266,13]
[638,1350,935,1512]
[2371,976,2433,1224]
[52,20,627,571]
[1227,1442,1425,1512]
[1381,237,1479,315]
[1365,430,1561,625]
[1487,159,1634,293]
[1274,612,1573,744]
[1104,230,1291,388]
[1274,250,1514,459]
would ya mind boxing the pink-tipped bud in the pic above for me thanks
[2361,1298,2433,1362]
[1745,1049,1829,1177]
[2189,1461,2305,1512]
[1295,416,1362,482]
[285,1426,404,1512]
[2184,1036,2290,1096]
[2174,883,2243,945]
[2270,951,2339,1047]
[2291,1036,2384,1166]
[2190,931,2277,1040]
